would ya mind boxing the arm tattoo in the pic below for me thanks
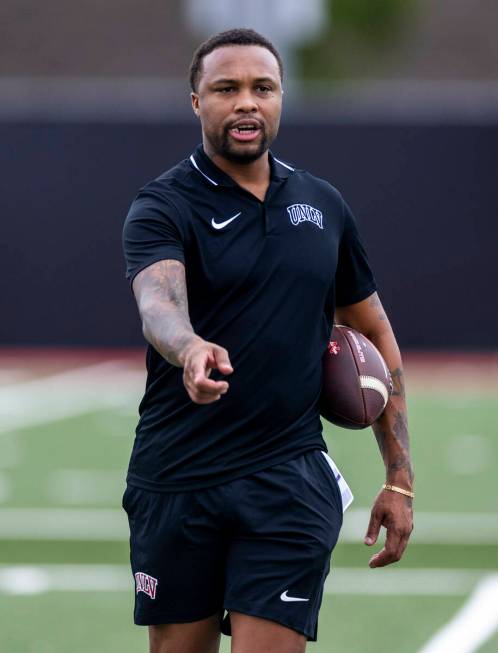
[373,410,414,484]
[393,409,409,451]
[390,367,405,397]
[372,364,414,484]
[333,294,414,489]
[134,260,197,366]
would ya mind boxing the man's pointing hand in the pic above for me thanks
[181,337,234,404]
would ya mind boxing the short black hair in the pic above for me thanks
[189,28,284,92]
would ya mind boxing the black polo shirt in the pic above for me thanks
[122,144,376,492]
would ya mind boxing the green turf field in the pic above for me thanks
[0,356,497,652]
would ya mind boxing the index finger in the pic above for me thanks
[212,347,233,375]
[185,352,228,394]
[193,375,229,395]
[368,525,402,568]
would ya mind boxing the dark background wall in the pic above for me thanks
[1,120,496,349]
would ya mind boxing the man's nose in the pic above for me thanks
[234,89,258,112]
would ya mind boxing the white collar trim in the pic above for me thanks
[190,155,219,186]
[273,157,295,172]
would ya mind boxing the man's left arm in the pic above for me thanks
[335,291,414,568]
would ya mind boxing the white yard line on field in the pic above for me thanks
[326,568,489,596]
[0,565,491,597]
[417,574,498,653]
[1,507,498,544]
[0,564,132,595]
[342,508,498,545]
[0,362,144,433]
[0,508,128,540]
[47,469,126,505]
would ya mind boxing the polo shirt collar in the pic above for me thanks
[189,144,294,188]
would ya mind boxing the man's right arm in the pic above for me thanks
[132,259,233,404]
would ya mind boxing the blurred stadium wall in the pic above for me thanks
[1,0,497,349]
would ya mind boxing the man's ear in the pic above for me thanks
[191,93,200,118]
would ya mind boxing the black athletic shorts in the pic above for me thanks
[122,449,345,641]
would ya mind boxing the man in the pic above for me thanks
[122,28,413,653]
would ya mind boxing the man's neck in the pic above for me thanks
[204,143,271,201]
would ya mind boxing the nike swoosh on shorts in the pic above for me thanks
[280,590,309,602]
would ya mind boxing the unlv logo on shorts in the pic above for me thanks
[135,572,158,599]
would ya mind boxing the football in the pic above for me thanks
[320,325,392,429]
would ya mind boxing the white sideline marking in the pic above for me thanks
[0,565,489,597]
[417,574,498,653]
[0,362,144,433]
[0,565,132,595]
[342,509,498,545]
[47,469,125,505]
[327,568,486,596]
[0,508,128,540]
[1,508,498,543]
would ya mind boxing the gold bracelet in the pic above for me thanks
[382,483,414,499]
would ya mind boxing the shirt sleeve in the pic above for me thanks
[122,190,185,286]
[335,199,377,307]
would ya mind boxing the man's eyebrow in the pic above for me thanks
[210,76,277,85]
[210,78,239,85]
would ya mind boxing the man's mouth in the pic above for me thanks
[228,122,262,142]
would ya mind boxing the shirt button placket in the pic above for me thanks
[262,205,269,235]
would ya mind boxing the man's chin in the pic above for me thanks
[222,141,268,164]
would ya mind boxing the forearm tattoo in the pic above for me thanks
[373,366,414,487]
[341,292,413,493]
[134,260,196,366]
[390,367,405,397]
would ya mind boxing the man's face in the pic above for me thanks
[191,45,283,164]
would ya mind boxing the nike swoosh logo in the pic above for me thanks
[211,212,242,230]
[280,590,309,602]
